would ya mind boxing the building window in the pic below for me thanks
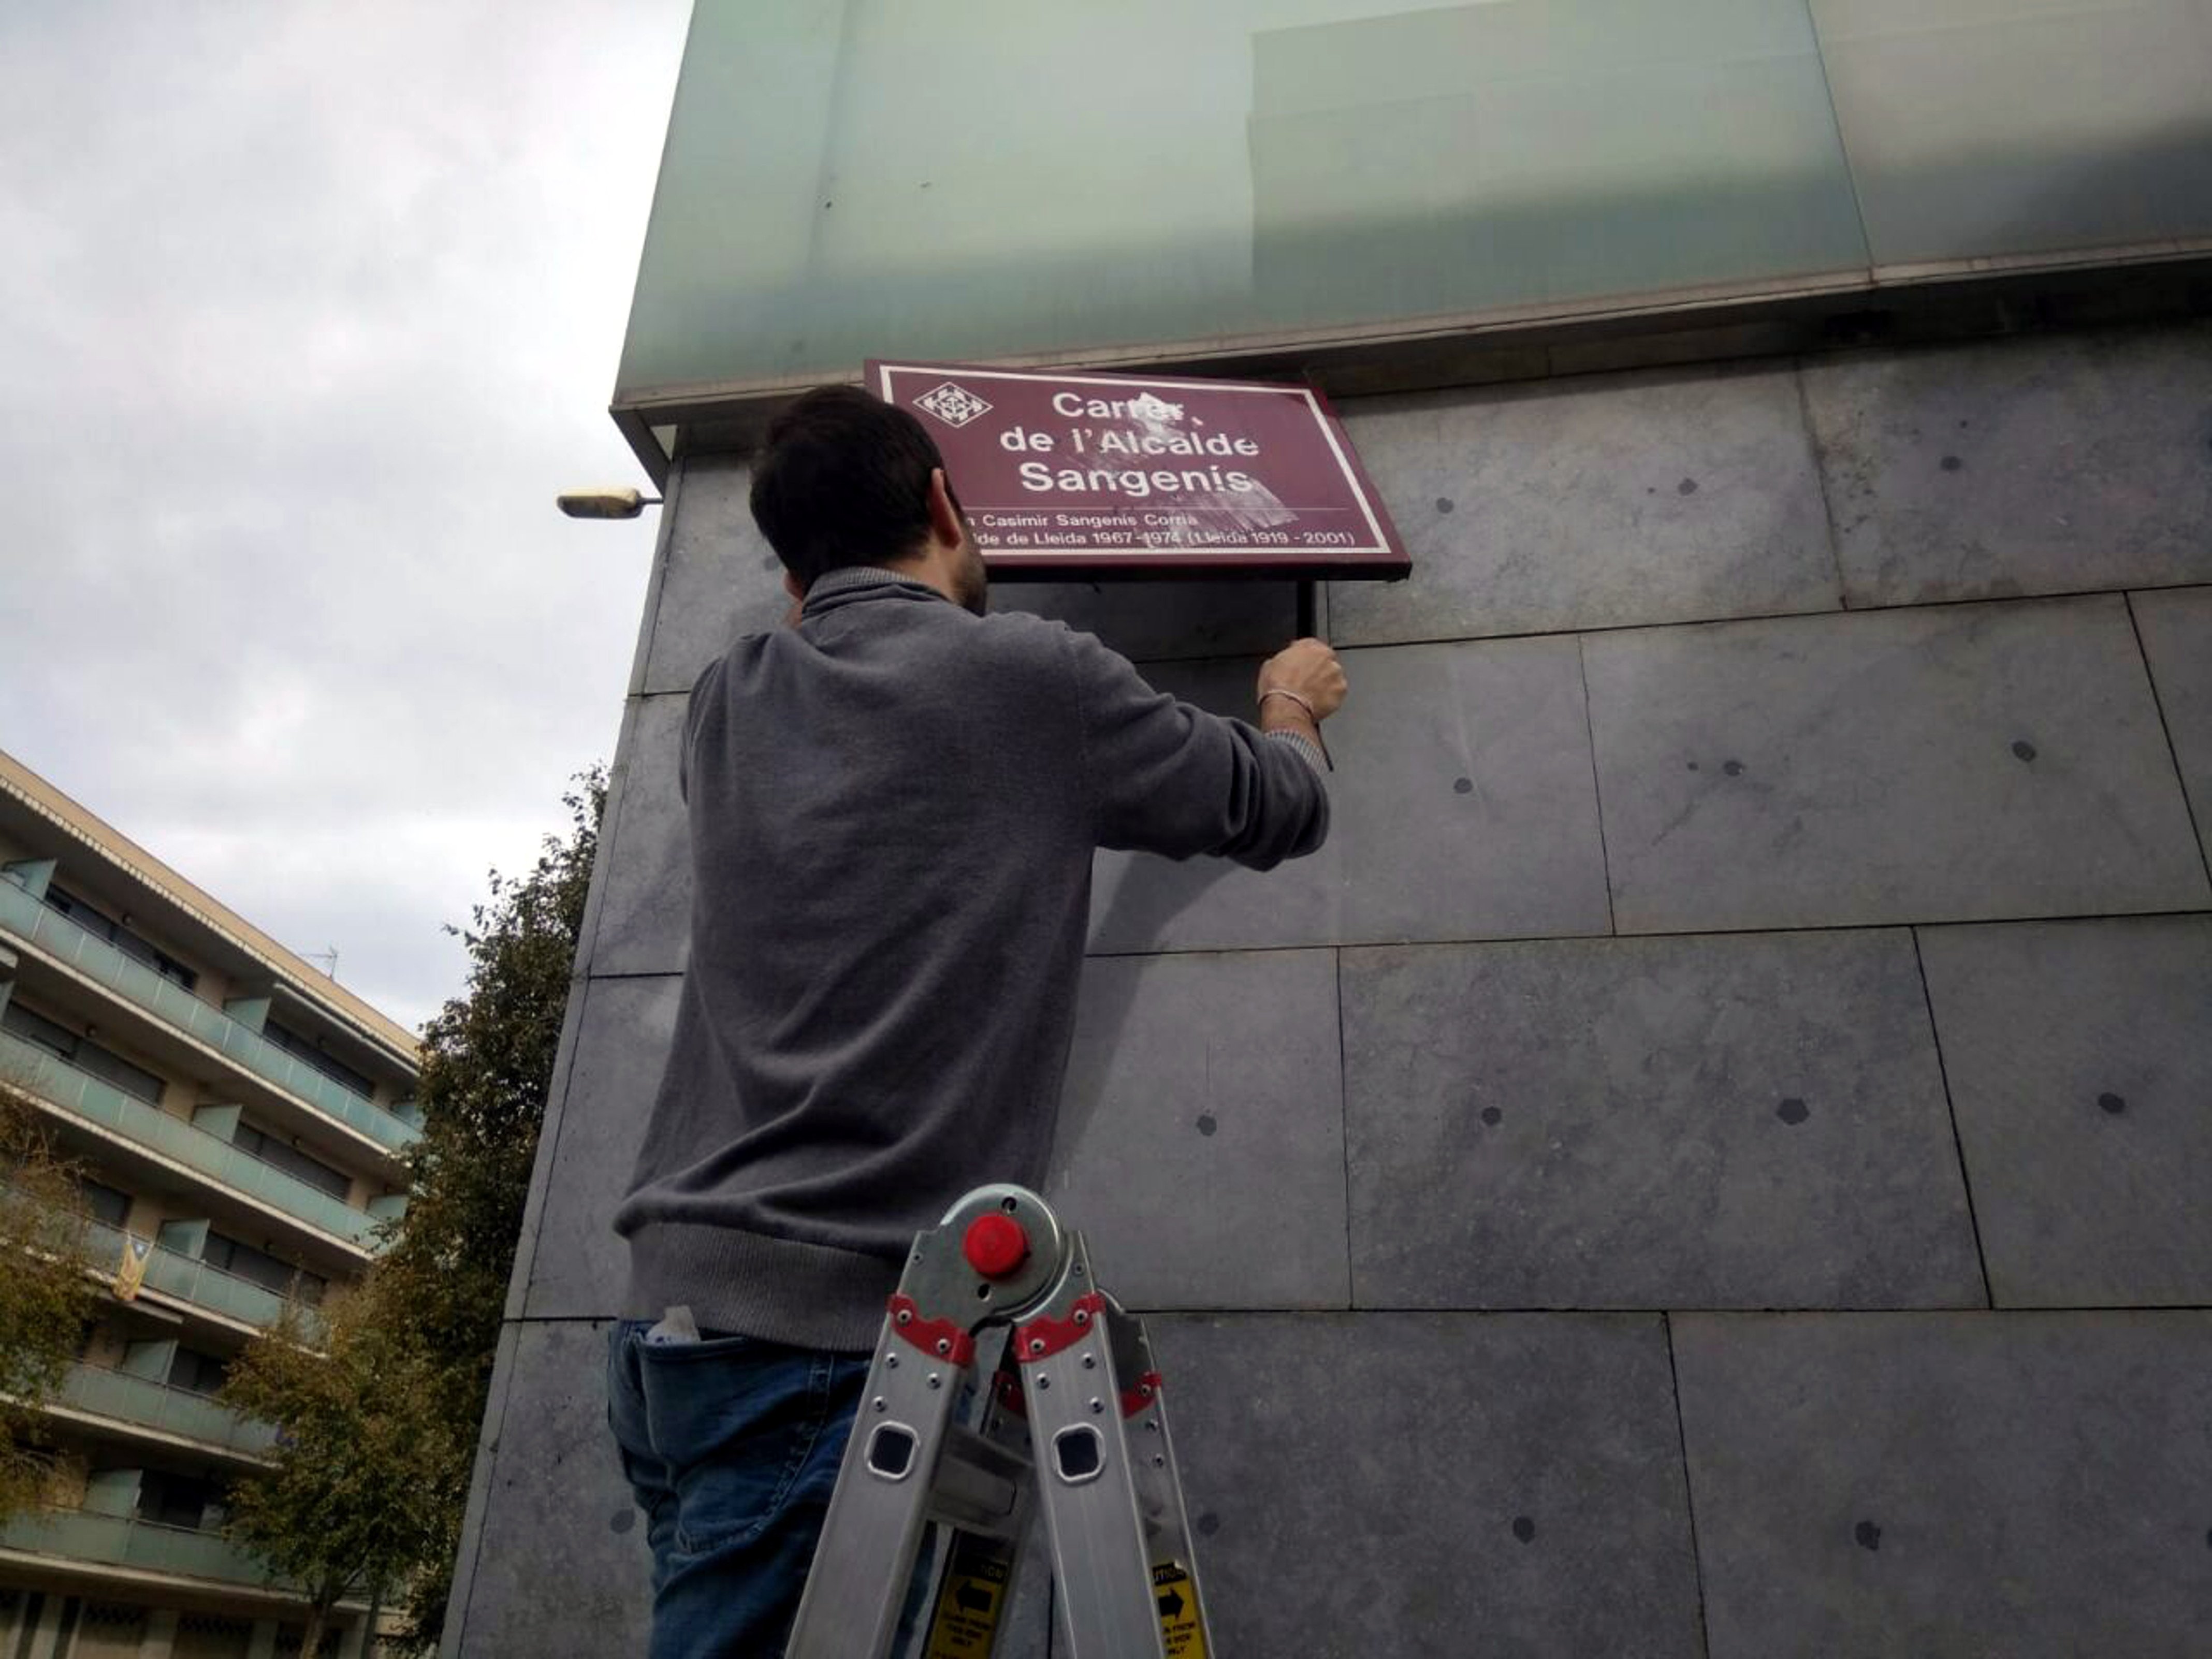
[136,1469,224,1531]
[234,1122,351,1200]
[1,1001,166,1104]
[78,1177,133,1228]
[76,1602,150,1639]
[203,1230,327,1306]
[45,886,199,993]
[167,1346,232,1397]
[263,1020,375,1100]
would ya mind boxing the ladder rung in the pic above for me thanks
[924,1425,1029,1536]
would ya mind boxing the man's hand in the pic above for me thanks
[1256,638,1348,739]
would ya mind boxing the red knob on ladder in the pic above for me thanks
[963,1214,1029,1278]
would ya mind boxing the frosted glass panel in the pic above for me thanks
[617,0,2212,401]
[618,0,1866,398]
[1812,0,2212,263]
[1248,0,1866,318]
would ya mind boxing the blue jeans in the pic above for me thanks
[606,1319,872,1659]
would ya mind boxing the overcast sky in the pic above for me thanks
[1,3,693,1032]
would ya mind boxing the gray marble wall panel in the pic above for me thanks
[1672,1311,2212,1658]
[1342,932,1983,1309]
[1329,364,1841,645]
[443,1320,524,1659]
[1047,950,1348,1311]
[446,1320,650,1659]
[1918,916,2212,1307]
[587,695,693,978]
[522,976,680,1320]
[1088,639,1612,954]
[640,455,790,696]
[2132,584,2212,872]
[1584,595,2212,933]
[621,469,680,700]
[522,953,1353,1321]
[1801,325,2212,607]
[1153,1313,1705,1658]
[992,579,1307,665]
[501,977,590,1323]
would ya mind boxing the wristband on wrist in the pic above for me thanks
[1259,687,1333,772]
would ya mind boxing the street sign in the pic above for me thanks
[867,360,1409,578]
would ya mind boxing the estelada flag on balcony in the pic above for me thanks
[114,1233,152,1301]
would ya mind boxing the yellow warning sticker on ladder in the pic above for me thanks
[923,1552,1009,1659]
[1152,1561,1207,1658]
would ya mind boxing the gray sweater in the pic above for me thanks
[616,567,1330,1349]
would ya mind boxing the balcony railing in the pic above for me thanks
[79,1216,326,1340]
[0,876,418,1153]
[0,1508,288,1592]
[1,1031,379,1250]
[56,1363,276,1461]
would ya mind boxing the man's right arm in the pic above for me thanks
[1253,637,1348,767]
[1069,629,1344,870]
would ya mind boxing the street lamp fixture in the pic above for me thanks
[557,488,663,520]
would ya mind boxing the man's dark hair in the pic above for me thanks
[749,386,952,588]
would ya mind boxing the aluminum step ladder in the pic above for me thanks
[787,1184,1214,1658]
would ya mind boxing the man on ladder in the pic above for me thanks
[604,385,1345,1657]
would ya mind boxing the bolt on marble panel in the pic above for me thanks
[1089,638,1612,954]
[1672,1310,2212,1658]
[2132,584,2212,874]
[1343,931,1982,1309]
[447,1320,649,1658]
[990,579,1307,665]
[522,976,680,1320]
[1151,1312,1705,1658]
[641,453,793,696]
[1801,324,2212,607]
[1918,916,2212,1307]
[586,693,694,978]
[1584,595,2212,934]
[1328,363,1841,645]
[1046,950,1348,1311]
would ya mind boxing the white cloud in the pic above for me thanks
[0,0,692,1035]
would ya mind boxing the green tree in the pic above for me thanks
[384,767,607,1647]
[0,1073,100,1524]
[220,1287,454,1658]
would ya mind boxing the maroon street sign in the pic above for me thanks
[867,360,1409,578]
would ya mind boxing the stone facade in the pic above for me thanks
[447,321,2212,1656]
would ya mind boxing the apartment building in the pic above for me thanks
[0,748,418,1659]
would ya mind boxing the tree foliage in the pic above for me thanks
[0,1074,99,1524]
[222,767,605,1652]
[379,765,604,1648]
[381,766,604,1390]
[220,1288,454,1658]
